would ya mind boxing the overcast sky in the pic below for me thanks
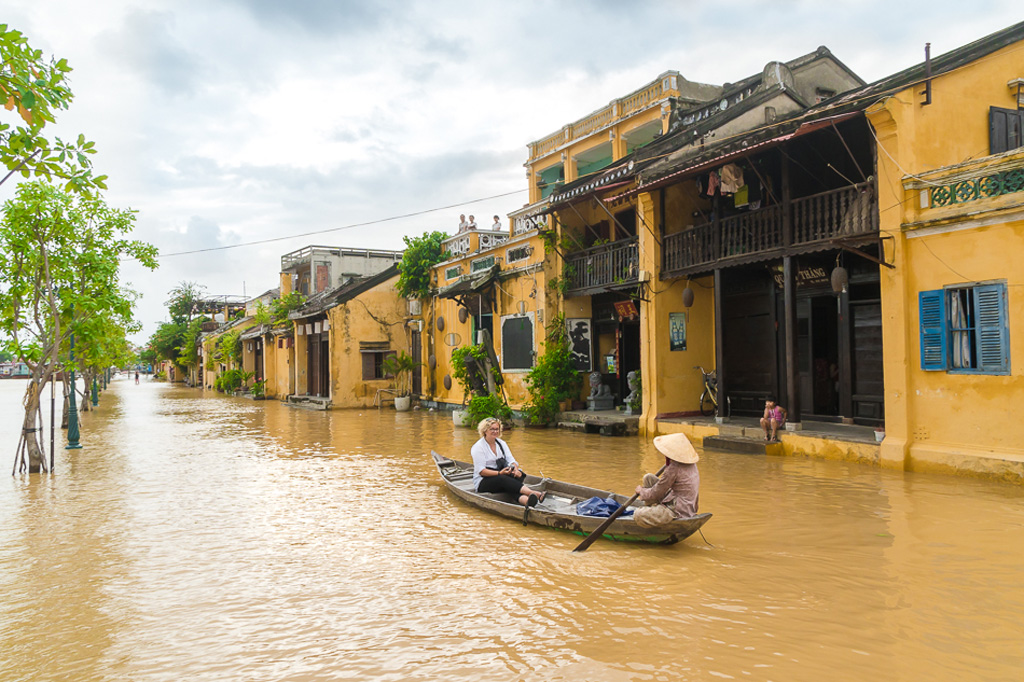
[4,1,1020,343]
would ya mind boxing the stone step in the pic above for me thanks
[583,419,627,437]
[701,435,778,455]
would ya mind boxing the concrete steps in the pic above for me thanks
[702,423,783,455]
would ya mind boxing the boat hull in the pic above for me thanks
[432,452,711,545]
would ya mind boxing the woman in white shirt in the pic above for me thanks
[471,418,546,507]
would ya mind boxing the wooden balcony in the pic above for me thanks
[662,182,878,276]
[565,237,640,296]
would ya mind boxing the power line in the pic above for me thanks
[127,188,527,262]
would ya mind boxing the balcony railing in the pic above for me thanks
[662,183,877,275]
[528,73,680,163]
[565,237,640,295]
[442,229,510,259]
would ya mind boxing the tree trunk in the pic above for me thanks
[21,378,45,473]
[62,387,69,429]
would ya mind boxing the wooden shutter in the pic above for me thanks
[919,290,947,371]
[990,107,1024,155]
[973,284,1009,373]
[362,352,375,380]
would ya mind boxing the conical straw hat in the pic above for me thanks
[653,433,700,464]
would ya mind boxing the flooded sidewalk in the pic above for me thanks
[1,378,1022,681]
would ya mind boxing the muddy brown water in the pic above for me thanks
[1,378,1022,681]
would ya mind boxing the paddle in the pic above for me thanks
[572,464,667,553]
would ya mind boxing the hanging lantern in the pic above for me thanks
[458,307,469,324]
[830,266,849,294]
[428,354,436,370]
[443,374,452,390]
[682,284,695,308]
[436,316,445,331]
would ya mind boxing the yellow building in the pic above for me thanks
[288,264,415,409]
[540,49,865,411]
[863,22,1024,479]
[425,224,552,409]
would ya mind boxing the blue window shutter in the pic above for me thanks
[973,283,1009,373]
[919,290,946,370]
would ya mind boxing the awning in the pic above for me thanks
[605,111,863,202]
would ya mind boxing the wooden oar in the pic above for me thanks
[572,464,667,553]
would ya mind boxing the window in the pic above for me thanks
[989,106,1024,154]
[445,265,462,280]
[471,255,496,273]
[919,283,1009,374]
[360,343,394,380]
[500,313,534,371]
[506,245,532,264]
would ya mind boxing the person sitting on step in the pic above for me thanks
[760,396,787,442]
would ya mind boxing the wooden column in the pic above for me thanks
[784,255,800,425]
[781,150,799,425]
[714,268,727,420]
[839,291,854,420]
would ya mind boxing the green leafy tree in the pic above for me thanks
[523,314,582,425]
[148,321,186,363]
[0,181,158,473]
[396,231,447,299]
[271,291,306,323]
[0,24,106,192]
[165,281,206,326]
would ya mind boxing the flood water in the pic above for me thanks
[1,378,1022,681]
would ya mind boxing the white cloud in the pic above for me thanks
[2,0,1020,342]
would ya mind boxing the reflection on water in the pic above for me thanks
[1,379,1022,681]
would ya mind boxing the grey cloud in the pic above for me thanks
[229,0,395,36]
[97,9,200,96]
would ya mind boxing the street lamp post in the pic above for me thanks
[91,375,99,406]
[66,331,82,450]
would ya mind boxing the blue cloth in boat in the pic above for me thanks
[576,496,633,517]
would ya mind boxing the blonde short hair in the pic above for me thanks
[477,417,503,438]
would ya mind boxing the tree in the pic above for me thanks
[0,181,157,473]
[165,281,206,326]
[0,24,106,192]
[396,231,447,299]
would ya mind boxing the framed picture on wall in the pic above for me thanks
[566,318,592,372]
[669,312,687,351]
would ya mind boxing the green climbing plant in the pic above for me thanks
[522,314,582,425]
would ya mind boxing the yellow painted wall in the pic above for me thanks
[867,37,1024,480]
[327,274,412,408]
[424,230,554,409]
[637,183,718,434]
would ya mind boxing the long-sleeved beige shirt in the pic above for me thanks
[637,461,700,518]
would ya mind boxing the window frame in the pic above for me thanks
[500,312,535,373]
[919,282,1009,375]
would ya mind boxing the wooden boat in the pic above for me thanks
[431,451,712,545]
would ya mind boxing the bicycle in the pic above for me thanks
[694,366,718,417]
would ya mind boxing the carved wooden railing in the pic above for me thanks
[565,237,639,294]
[528,74,680,163]
[792,183,877,244]
[662,183,876,275]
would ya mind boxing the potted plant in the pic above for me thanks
[382,351,418,412]
[874,427,885,442]
[450,344,490,426]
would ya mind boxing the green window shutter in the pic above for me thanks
[919,290,947,371]
[974,284,1009,373]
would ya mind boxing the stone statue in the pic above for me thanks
[587,371,614,411]
[624,371,640,416]
[589,371,611,398]
[625,371,639,404]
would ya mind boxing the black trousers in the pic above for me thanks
[478,471,526,496]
